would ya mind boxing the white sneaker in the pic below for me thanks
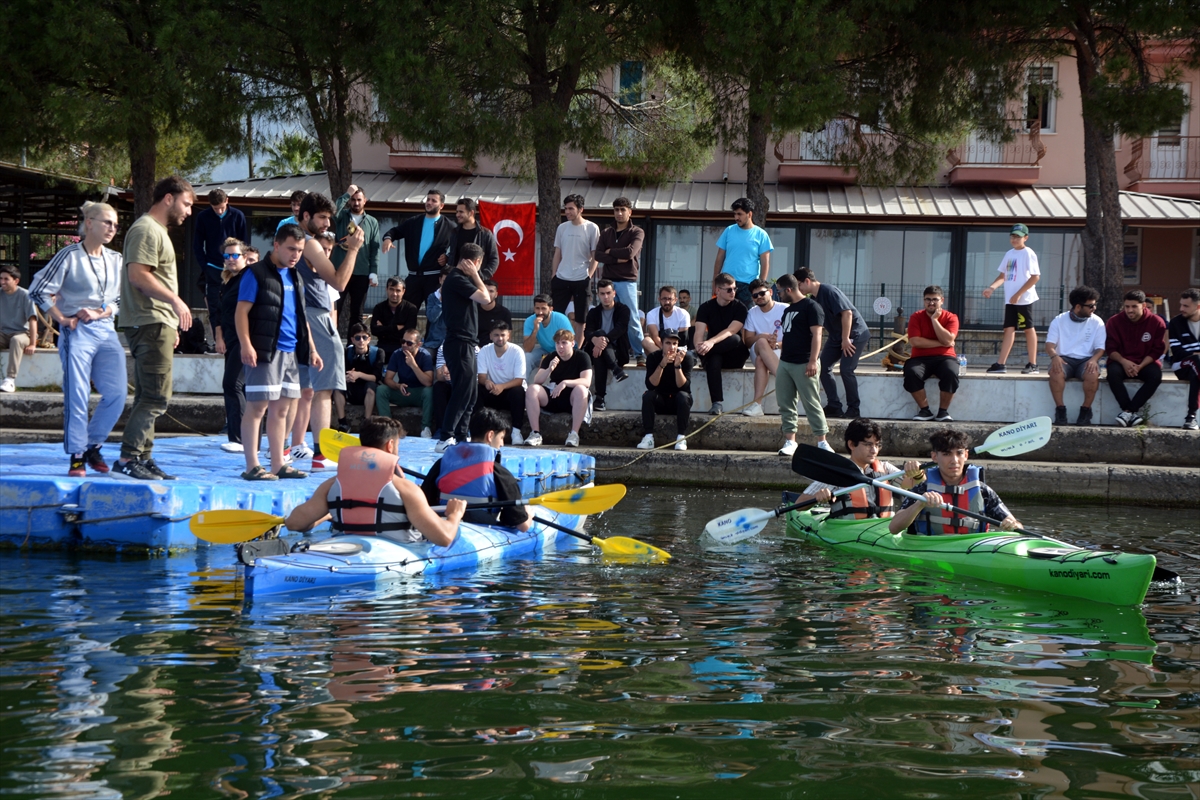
[0,378,14,393]
[510,429,524,446]
[817,440,835,452]
[778,439,798,457]
[674,435,688,451]
[564,430,580,447]
[525,431,543,447]
[636,433,655,450]
[434,437,456,453]
[290,443,314,460]
[220,442,244,453]
[420,427,433,439]
[742,401,765,417]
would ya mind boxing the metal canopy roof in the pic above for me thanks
[189,170,1200,224]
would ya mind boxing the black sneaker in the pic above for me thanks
[1053,406,1069,425]
[823,404,844,419]
[336,418,351,433]
[912,407,934,421]
[83,444,109,473]
[986,363,1007,374]
[845,408,861,420]
[1021,362,1040,374]
[142,459,176,480]
[594,397,607,411]
[68,454,86,477]
[934,409,953,422]
[113,459,160,480]
[614,370,629,383]
[1076,407,1093,426]
[1184,414,1198,431]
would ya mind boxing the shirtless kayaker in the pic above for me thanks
[889,428,1020,535]
[284,416,465,545]
[795,417,922,518]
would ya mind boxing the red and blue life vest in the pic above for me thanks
[437,443,498,501]
[913,465,988,535]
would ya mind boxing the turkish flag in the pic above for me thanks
[479,200,536,295]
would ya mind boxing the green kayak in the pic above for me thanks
[783,505,1157,607]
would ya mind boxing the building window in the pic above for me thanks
[650,222,796,308]
[963,229,1081,327]
[617,61,644,105]
[1124,228,1141,284]
[1025,65,1057,133]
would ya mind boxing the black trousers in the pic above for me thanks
[477,385,526,426]
[819,330,872,413]
[221,342,245,444]
[337,274,371,333]
[437,339,478,441]
[204,268,223,338]
[1107,362,1162,413]
[406,272,442,316]
[1177,362,1200,413]
[903,355,960,394]
[590,345,624,398]
[642,390,692,436]
[702,337,750,402]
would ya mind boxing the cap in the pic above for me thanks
[1010,223,1029,237]
[660,328,682,342]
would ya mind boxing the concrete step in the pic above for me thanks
[4,392,1195,468]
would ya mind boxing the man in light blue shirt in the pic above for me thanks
[523,293,573,376]
[713,197,773,308]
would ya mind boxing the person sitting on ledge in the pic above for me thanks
[889,428,1020,535]
[693,272,750,416]
[583,278,631,411]
[1045,285,1105,426]
[1105,289,1168,428]
[902,285,959,422]
[1167,288,1200,431]
[284,416,465,546]
[794,418,922,517]
[636,328,694,452]
[524,328,592,448]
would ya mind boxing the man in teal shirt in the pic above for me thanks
[523,293,573,376]
[332,183,381,333]
[712,197,773,308]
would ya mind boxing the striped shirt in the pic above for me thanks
[30,243,122,317]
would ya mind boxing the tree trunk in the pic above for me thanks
[534,143,561,292]
[128,127,158,217]
[744,87,771,228]
[246,113,255,179]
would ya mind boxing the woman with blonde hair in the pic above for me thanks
[215,237,250,452]
[29,201,127,476]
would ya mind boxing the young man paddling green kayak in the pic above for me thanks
[888,428,1022,535]
[794,418,924,518]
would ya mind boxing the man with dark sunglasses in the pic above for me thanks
[1045,285,1105,426]
[376,329,435,439]
[693,272,750,415]
[337,322,386,429]
[741,278,784,416]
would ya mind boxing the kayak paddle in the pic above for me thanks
[972,416,1052,457]
[533,515,671,560]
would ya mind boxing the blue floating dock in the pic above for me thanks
[0,436,595,553]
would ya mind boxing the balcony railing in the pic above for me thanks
[1125,135,1199,184]
[774,124,859,184]
[386,137,469,175]
[947,129,1046,168]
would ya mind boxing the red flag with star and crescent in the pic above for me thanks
[479,200,536,295]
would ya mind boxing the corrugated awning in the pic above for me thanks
[188,171,1200,224]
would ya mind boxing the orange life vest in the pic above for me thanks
[828,460,894,519]
[325,446,413,536]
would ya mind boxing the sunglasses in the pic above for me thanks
[352,335,370,341]
[222,252,243,260]
[719,286,736,293]
[751,290,769,299]
[401,341,418,347]
[1080,302,1097,309]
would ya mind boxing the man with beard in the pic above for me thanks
[114,176,195,480]
[332,184,381,332]
[381,188,456,313]
[446,197,499,278]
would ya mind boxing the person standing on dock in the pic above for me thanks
[795,267,871,419]
[192,189,247,340]
[982,223,1041,375]
[773,273,831,457]
[114,176,195,481]
[433,242,494,453]
[1168,288,1200,431]
[29,202,126,476]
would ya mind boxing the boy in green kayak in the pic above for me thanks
[889,428,1021,535]
[795,418,923,518]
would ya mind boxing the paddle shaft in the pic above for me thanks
[532,514,593,544]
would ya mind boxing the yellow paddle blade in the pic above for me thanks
[190,509,285,544]
[530,484,627,514]
[593,535,671,560]
[319,429,360,462]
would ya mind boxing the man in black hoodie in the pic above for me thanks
[381,189,456,313]
[446,198,499,279]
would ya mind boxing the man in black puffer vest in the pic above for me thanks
[235,224,323,480]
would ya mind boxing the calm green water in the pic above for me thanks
[1,490,1197,799]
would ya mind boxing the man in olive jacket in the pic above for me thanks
[332,183,381,332]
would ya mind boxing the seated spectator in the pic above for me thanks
[693,272,750,415]
[636,329,694,452]
[1105,290,1168,427]
[678,288,696,347]
[0,264,38,393]
[524,328,592,448]
[1168,288,1200,431]
[583,279,630,410]
[376,329,435,438]
[422,268,448,358]
[642,284,691,354]
[903,285,959,422]
[476,321,527,443]
[337,322,386,431]
[370,277,418,361]
[741,277,784,417]
[523,293,573,376]
[1045,285,1105,426]
[476,279,513,348]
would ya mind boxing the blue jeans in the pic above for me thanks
[612,280,644,358]
[60,319,127,454]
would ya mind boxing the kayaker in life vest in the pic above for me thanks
[795,418,924,518]
[283,416,466,545]
[889,428,1021,536]
[421,407,533,531]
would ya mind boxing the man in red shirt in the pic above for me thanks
[1105,290,1168,427]
[903,285,960,421]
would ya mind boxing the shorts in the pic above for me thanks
[307,309,346,392]
[551,275,590,322]
[1060,355,1093,380]
[1003,303,1035,331]
[544,390,575,414]
[244,350,301,401]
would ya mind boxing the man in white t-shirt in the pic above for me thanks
[983,223,1041,374]
[741,278,785,416]
[551,194,600,342]
[476,320,528,444]
[1045,285,1106,426]
[642,284,691,354]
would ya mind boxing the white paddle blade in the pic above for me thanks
[703,508,774,545]
[975,416,1052,457]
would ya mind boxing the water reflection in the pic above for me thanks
[0,493,1195,798]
